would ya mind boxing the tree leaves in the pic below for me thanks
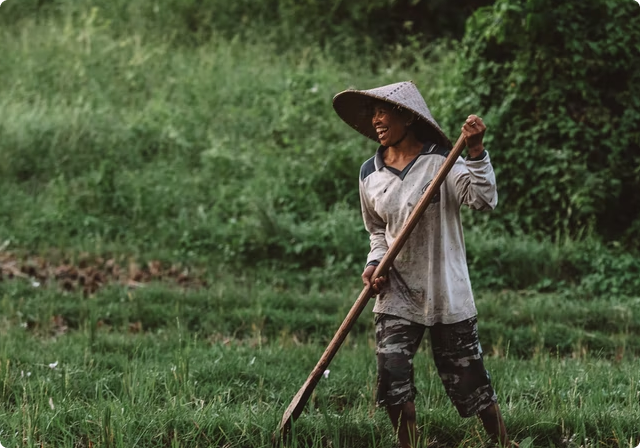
[445,0,640,245]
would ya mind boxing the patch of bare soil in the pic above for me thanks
[0,250,207,296]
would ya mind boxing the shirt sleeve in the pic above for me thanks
[448,150,498,210]
[359,179,389,266]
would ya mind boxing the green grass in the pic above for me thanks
[2,1,639,294]
[0,5,457,271]
[0,274,639,447]
[2,272,639,359]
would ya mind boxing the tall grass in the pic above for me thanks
[0,275,639,447]
[0,8,468,280]
[0,7,420,267]
[2,9,639,293]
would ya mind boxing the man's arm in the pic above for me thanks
[450,151,498,210]
[450,114,498,210]
[359,180,389,292]
[359,180,388,266]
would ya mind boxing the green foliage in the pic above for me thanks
[2,0,639,290]
[0,0,490,51]
[466,230,640,296]
[443,0,640,246]
[565,240,640,298]
[0,16,373,270]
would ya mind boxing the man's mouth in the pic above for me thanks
[376,127,388,140]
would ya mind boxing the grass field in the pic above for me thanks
[0,269,638,447]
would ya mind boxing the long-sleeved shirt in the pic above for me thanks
[359,142,497,326]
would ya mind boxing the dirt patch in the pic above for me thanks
[0,250,207,295]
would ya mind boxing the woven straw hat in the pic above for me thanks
[332,81,451,148]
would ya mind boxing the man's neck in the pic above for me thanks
[386,137,423,159]
[383,137,424,170]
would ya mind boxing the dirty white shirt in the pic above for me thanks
[358,143,497,326]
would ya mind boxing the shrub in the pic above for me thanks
[440,0,640,246]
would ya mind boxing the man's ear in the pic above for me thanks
[405,113,417,126]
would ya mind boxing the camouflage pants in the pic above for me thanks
[375,314,497,417]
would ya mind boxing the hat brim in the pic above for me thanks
[332,90,452,149]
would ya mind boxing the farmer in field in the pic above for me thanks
[333,81,512,447]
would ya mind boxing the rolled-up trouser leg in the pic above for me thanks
[375,314,426,407]
[429,316,497,418]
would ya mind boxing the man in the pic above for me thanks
[332,81,512,447]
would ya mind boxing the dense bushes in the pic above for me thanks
[465,230,640,296]
[441,0,640,246]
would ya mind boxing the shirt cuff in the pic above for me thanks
[466,149,487,161]
[366,260,380,267]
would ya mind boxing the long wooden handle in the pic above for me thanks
[277,133,467,439]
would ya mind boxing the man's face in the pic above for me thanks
[371,103,409,147]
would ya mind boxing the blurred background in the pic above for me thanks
[1,0,639,293]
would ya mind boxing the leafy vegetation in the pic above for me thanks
[1,2,639,287]
[443,0,640,245]
[0,0,492,50]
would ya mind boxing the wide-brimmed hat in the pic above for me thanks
[332,81,451,148]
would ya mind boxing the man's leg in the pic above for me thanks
[478,402,510,447]
[375,315,425,448]
[430,317,513,446]
[386,401,417,448]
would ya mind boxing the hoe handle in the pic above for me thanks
[277,132,468,439]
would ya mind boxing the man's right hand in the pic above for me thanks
[362,265,387,293]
